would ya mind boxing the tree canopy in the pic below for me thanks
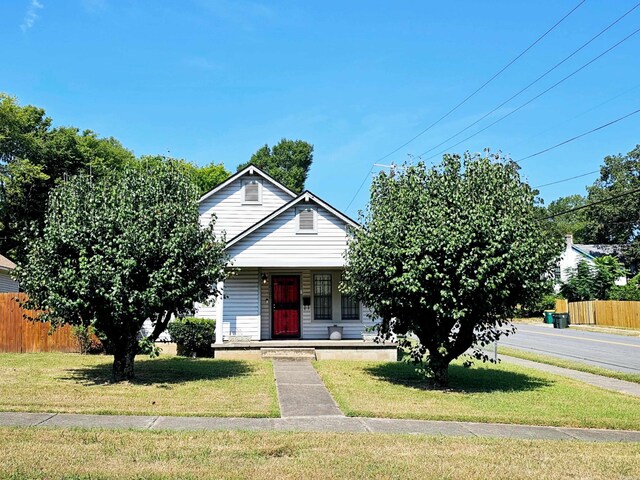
[0,94,232,260]
[138,155,230,197]
[544,194,590,243]
[585,145,640,268]
[342,152,561,386]
[237,138,313,193]
[16,162,228,380]
[0,94,136,260]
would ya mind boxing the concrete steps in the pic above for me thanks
[261,348,317,360]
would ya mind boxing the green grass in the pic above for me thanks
[1,428,639,479]
[0,353,279,417]
[314,359,640,430]
[499,346,640,384]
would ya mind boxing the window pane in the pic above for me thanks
[314,274,332,320]
[341,295,360,320]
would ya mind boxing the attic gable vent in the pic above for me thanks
[243,180,261,204]
[297,207,316,233]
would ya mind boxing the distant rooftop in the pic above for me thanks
[574,244,626,258]
[0,254,16,271]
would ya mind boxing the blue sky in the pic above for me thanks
[2,0,639,215]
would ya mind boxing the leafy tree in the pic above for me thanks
[237,139,313,193]
[138,155,230,197]
[545,194,591,243]
[560,260,597,301]
[586,145,640,269]
[194,162,230,196]
[560,256,626,301]
[610,273,640,301]
[15,162,227,380]
[0,94,135,260]
[342,153,561,387]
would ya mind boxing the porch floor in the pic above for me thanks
[213,339,398,361]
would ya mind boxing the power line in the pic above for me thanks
[534,170,600,189]
[517,107,640,164]
[344,2,586,212]
[372,1,587,164]
[418,24,640,162]
[544,186,640,219]
[417,2,640,158]
[510,81,640,151]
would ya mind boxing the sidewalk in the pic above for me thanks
[1,411,639,442]
[500,354,640,397]
[273,360,343,417]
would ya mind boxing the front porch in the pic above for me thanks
[213,339,398,361]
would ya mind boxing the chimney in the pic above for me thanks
[565,234,573,248]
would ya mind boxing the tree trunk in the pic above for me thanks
[428,354,450,388]
[112,334,137,381]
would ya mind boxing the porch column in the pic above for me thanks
[215,280,224,344]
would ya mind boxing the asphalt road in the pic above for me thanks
[499,323,640,375]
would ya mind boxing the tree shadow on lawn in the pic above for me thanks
[62,357,256,386]
[365,362,553,393]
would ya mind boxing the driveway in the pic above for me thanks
[500,323,640,375]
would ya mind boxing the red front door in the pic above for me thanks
[272,275,300,338]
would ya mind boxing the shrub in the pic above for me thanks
[167,317,216,357]
[610,273,640,301]
[71,325,104,354]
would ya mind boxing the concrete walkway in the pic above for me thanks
[1,411,639,442]
[500,355,640,397]
[272,360,343,417]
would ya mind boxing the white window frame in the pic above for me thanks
[242,179,262,205]
[296,206,317,234]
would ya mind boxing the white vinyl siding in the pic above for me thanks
[199,175,293,239]
[227,205,350,267]
[0,271,18,292]
[222,268,260,340]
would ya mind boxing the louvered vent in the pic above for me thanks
[244,182,260,202]
[299,208,315,231]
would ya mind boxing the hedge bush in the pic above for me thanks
[167,317,216,357]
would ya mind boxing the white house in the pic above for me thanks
[195,165,387,356]
[556,234,627,286]
[0,254,19,293]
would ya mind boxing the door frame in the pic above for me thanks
[271,274,301,339]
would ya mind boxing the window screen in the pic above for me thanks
[314,274,332,320]
[341,295,360,320]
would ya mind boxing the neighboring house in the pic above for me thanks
[196,165,377,344]
[0,254,19,292]
[555,234,627,287]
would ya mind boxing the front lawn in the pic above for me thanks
[0,353,279,417]
[314,360,640,430]
[1,428,639,480]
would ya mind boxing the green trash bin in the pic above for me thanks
[543,310,555,324]
[552,313,569,329]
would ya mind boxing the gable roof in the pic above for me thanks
[226,190,359,248]
[571,245,596,261]
[0,254,16,272]
[198,164,297,203]
[574,243,626,259]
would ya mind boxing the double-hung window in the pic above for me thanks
[341,295,360,320]
[313,274,332,320]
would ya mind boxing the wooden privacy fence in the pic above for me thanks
[0,293,79,353]
[556,299,640,329]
